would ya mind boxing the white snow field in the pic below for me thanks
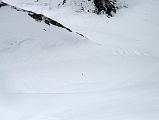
[0,0,159,120]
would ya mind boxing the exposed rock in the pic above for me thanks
[0,1,7,8]
[94,0,118,16]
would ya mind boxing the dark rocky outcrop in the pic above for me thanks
[94,0,118,16]
[28,12,72,32]
[0,1,7,8]
[61,0,118,17]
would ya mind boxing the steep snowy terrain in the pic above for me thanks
[0,0,159,120]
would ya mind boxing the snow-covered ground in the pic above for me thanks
[0,0,159,120]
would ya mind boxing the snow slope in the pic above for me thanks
[0,2,97,93]
[0,0,159,120]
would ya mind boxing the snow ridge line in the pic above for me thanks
[0,1,72,32]
[0,1,88,38]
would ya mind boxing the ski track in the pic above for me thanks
[112,48,151,57]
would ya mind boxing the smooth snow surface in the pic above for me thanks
[0,0,159,120]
